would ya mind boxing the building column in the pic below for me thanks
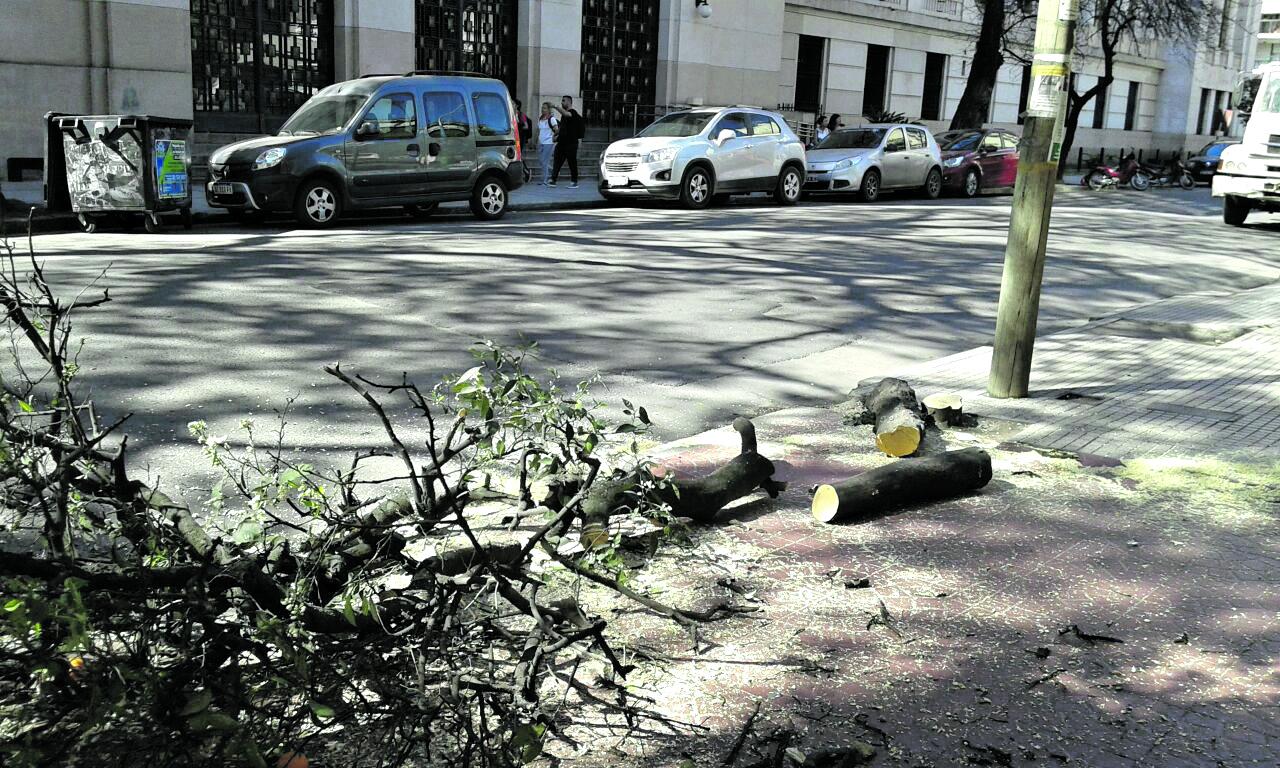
[333,0,416,81]
[517,0,582,110]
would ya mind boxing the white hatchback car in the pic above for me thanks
[598,107,807,209]
[804,124,944,202]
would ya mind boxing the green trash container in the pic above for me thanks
[45,113,194,233]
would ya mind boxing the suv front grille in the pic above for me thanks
[605,153,640,173]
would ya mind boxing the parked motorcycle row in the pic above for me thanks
[1081,154,1195,192]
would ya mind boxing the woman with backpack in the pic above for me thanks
[536,102,558,185]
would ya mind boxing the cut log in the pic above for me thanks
[923,392,964,428]
[811,447,993,524]
[862,377,927,457]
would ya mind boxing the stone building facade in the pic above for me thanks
[0,0,1264,177]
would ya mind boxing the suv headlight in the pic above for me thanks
[644,147,678,164]
[253,147,287,171]
[944,156,964,168]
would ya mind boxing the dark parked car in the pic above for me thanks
[206,74,525,227]
[936,129,1020,197]
[1186,139,1239,184]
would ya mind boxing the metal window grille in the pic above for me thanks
[191,0,334,133]
[580,0,660,132]
[415,0,517,89]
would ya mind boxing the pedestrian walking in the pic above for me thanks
[536,102,558,185]
[550,95,584,188]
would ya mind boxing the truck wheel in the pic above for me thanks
[470,177,508,220]
[1223,195,1250,227]
[295,179,342,228]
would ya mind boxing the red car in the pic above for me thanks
[937,129,1021,197]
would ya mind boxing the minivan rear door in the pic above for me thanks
[421,90,477,192]
[349,92,422,199]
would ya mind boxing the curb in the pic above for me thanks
[2,197,612,236]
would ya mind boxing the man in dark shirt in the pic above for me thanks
[549,95,583,188]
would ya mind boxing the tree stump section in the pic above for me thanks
[923,392,964,428]
[863,378,927,457]
[811,447,993,524]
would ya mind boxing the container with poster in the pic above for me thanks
[44,113,194,233]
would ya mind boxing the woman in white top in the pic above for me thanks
[536,102,558,185]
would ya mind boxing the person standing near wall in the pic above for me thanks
[514,100,533,148]
[549,95,583,188]
[536,102,558,185]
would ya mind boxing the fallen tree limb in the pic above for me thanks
[811,448,993,524]
[582,418,785,536]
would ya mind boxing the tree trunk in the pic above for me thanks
[950,0,1007,130]
[1057,93,1088,179]
[811,448,993,524]
[862,378,927,458]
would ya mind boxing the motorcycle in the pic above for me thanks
[1082,155,1151,191]
[1141,158,1195,190]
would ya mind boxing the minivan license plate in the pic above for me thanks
[212,183,234,196]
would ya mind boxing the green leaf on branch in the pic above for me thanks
[179,689,213,716]
[309,701,337,720]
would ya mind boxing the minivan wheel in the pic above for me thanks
[859,170,881,203]
[406,202,439,219]
[471,177,508,220]
[295,180,342,228]
[963,169,981,198]
[680,166,712,209]
[922,168,943,199]
[774,166,803,205]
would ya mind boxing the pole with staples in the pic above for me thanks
[988,0,1079,398]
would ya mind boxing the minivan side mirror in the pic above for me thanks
[716,129,736,145]
[355,120,379,139]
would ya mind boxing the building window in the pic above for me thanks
[795,35,827,114]
[416,1,518,90]
[1198,88,1213,134]
[1017,64,1031,125]
[1092,80,1108,129]
[1124,81,1139,131]
[864,44,892,116]
[921,52,947,121]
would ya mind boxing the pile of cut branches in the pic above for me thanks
[0,224,779,767]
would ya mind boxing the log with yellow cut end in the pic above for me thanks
[863,378,927,458]
[811,448,993,524]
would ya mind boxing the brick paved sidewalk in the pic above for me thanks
[885,282,1280,462]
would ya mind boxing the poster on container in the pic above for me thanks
[62,121,144,211]
[154,140,190,200]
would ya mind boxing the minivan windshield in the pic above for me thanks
[280,95,370,136]
[936,130,983,151]
[638,112,715,138]
[816,128,887,150]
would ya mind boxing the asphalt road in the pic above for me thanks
[11,187,1279,498]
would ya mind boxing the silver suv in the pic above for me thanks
[598,107,807,208]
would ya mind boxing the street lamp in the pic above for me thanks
[695,0,712,19]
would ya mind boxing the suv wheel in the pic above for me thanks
[406,202,439,219]
[471,177,508,220]
[774,166,803,205]
[680,166,712,209]
[1223,195,1250,227]
[922,168,943,199]
[295,179,342,228]
[859,169,881,203]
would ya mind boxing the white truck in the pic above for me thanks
[1213,62,1280,226]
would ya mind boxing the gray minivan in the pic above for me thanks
[206,74,525,226]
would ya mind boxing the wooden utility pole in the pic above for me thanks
[988,0,1079,398]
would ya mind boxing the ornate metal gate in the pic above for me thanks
[580,0,660,133]
[191,0,334,134]
[415,0,517,89]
